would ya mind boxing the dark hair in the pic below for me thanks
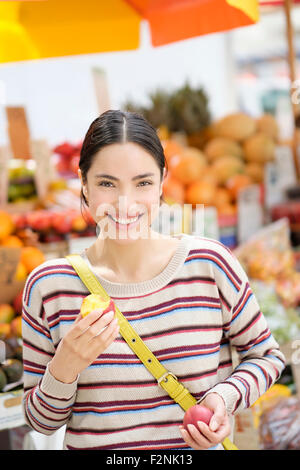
[79,109,168,208]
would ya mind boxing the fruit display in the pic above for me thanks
[157,111,278,223]
[8,160,37,203]
[250,280,300,345]
[259,396,300,450]
[11,208,96,244]
[53,141,82,178]
[80,294,116,318]
[0,290,23,393]
[234,219,300,344]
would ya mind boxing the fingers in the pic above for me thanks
[71,309,115,339]
[79,311,117,343]
[179,424,212,450]
[179,418,231,450]
[209,401,227,432]
[85,316,120,357]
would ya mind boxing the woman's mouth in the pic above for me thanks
[107,213,144,229]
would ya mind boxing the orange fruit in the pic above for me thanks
[0,211,15,241]
[217,203,238,216]
[1,235,24,247]
[10,316,22,338]
[14,262,28,281]
[169,148,207,185]
[162,175,185,204]
[20,246,45,273]
[245,163,264,184]
[163,139,183,164]
[226,174,253,201]
[0,323,11,339]
[200,167,219,186]
[214,187,232,208]
[185,180,217,207]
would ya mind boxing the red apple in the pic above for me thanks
[26,211,52,232]
[51,212,73,234]
[183,405,213,431]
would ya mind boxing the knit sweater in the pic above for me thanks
[22,233,285,450]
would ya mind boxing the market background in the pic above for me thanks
[0,0,300,451]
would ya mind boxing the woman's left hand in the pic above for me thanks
[179,392,231,450]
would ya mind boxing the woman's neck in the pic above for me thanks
[86,230,174,280]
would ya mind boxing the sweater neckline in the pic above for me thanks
[80,233,193,297]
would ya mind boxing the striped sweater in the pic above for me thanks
[22,233,285,450]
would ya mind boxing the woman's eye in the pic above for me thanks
[98,180,153,187]
[98,181,114,187]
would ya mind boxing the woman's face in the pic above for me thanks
[81,142,165,242]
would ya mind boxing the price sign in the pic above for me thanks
[191,206,219,240]
[237,184,263,244]
[264,145,297,209]
[92,68,111,115]
[30,139,54,200]
[6,107,31,159]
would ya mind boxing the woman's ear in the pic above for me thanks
[78,169,88,204]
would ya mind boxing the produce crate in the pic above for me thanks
[233,408,259,450]
[0,247,26,304]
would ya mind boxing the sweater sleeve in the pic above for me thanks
[200,243,286,415]
[22,266,79,435]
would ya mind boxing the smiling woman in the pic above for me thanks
[22,110,286,451]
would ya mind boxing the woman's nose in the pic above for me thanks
[114,195,145,218]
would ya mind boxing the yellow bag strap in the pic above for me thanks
[66,254,238,450]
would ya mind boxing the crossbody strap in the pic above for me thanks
[66,254,237,450]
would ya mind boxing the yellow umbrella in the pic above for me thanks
[0,0,259,63]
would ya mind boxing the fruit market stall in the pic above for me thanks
[232,218,300,450]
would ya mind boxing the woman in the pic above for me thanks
[22,110,285,450]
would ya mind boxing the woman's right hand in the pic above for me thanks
[49,308,120,383]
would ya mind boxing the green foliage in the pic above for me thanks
[123,82,211,135]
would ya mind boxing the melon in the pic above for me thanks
[214,113,257,141]
[245,162,264,184]
[243,132,275,164]
[256,114,279,141]
[211,155,245,185]
[204,137,244,161]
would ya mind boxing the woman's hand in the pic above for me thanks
[179,392,231,450]
[49,308,120,384]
